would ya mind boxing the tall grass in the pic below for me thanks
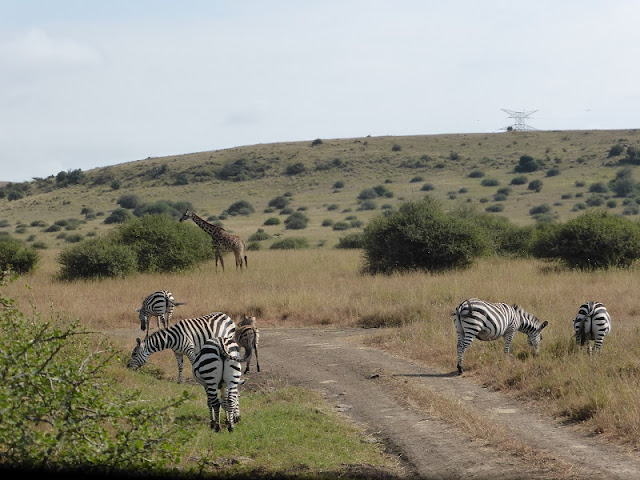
[5,248,640,448]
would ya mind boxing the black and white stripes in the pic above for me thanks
[192,337,243,431]
[127,312,238,383]
[453,298,548,374]
[136,290,185,334]
[573,301,612,354]
[235,314,260,374]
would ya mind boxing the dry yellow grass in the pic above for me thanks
[4,248,640,449]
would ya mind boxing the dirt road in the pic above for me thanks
[249,327,640,480]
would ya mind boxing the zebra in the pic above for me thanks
[453,298,548,374]
[192,337,243,431]
[573,301,612,354]
[127,312,239,383]
[135,290,185,336]
[235,314,260,374]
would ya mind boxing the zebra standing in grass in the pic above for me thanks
[454,298,548,374]
[573,301,612,354]
[235,314,260,374]
[136,290,185,336]
[192,337,243,432]
[127,312,239,383]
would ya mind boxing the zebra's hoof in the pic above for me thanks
[457,365,463,375]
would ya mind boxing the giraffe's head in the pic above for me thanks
[179,209,194,222]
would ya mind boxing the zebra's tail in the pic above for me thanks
[173,302,186,306]
[579,317,589,346]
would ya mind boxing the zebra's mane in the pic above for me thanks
[512,304,542,332]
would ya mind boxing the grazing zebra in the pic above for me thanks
[573,301,612,354]
[135,290,186,335]
[235,314,260,374]
[192,337,243,431]
[453,298,548,374]
[127,312,239,383]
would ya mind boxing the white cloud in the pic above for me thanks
[0,28,103,72]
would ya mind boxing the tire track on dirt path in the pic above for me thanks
[253,327,640,480]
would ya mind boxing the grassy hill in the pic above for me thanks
[2,128,640,251]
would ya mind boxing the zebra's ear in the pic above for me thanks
[134,308,140,312]
[136,338,142,346]
[540,321,549,330]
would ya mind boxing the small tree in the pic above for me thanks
[0,236,39,274]
[515,155,540,173]
[362,198,486,274]
[532,210,640,269]
[528,179,543,192]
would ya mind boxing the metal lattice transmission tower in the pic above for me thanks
[500,109,538,131]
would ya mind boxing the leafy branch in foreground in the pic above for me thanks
[0,280,190,475]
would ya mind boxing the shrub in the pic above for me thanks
[115,214,213,273]
[420,183,435,192]
[362,198,486,274]
[485,204,504,212]
[0,236,39,274]
[332,221,350,231]
[104,208,133,224]
[248,229,270,241]
[0,286,186,472]
[311,138,323,146]
[546,167,560,177]
[335,232,364,249]
[410,176,423,183]
[284,212,309,230]
[481,178,500,187]
[608,144,625,157]
[333,181,345,189]
[268,196,291,210]
[270,237,309,249]
[117,194,141,209]
[532,210,640,269]
[468,170,485,178]
[589,182,608,193]
[216,158,268,181]
[58,238,137,280]
[515,155,540,173]
[226,200,255,216]
[510,175,528,185]
[357,189,378,201]
[263,217,281,226]
[528,179,543,192]
[285,162,306,175]
[529,204,551,215]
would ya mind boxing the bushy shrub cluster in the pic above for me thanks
[362,198,486,274]
[270,237,309,249]
[0,236,39,274]
[58,214,213,280]
[0,283,187,474]
[531,211,640,269]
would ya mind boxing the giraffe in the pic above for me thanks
[179,209,248,271]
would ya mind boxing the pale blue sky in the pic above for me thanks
[1,1,639,182]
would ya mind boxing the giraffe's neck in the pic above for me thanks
[191,214,224,238]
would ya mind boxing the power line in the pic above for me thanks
[499,108,539,131]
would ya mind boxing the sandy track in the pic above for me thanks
[250,327,640,480]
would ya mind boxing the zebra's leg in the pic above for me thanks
[175,353,184,383]
[206,388,221,431]
[254,344,260,373]
[457,334,472,374]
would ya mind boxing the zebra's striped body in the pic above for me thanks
[453,298,548,374]
[135,290,185,334]
[192,337,242,431]
[573,301,612,354]
[235,314,260,374]
[127,312,239,383]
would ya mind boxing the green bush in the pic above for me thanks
[0,284,186,473]
[532,210,640,269]
[284,212,309,230]
[270,237,310,249]
[58,238,137,280]
[226,200,255,216]
[362,198,486,274]
[515,155,541,173]
[117,194,140,209]
[116,214,213,273]
[0,236,39,274]
[104,208,133,224]
[263,217,281,226]
[335,232,364,249]
[248,229,270,241]
[268,196,291,210]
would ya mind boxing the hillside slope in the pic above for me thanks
[1,129,639,250]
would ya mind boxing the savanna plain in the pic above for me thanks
[2,129,640,477]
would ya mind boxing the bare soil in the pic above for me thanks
[246,327,640,480]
